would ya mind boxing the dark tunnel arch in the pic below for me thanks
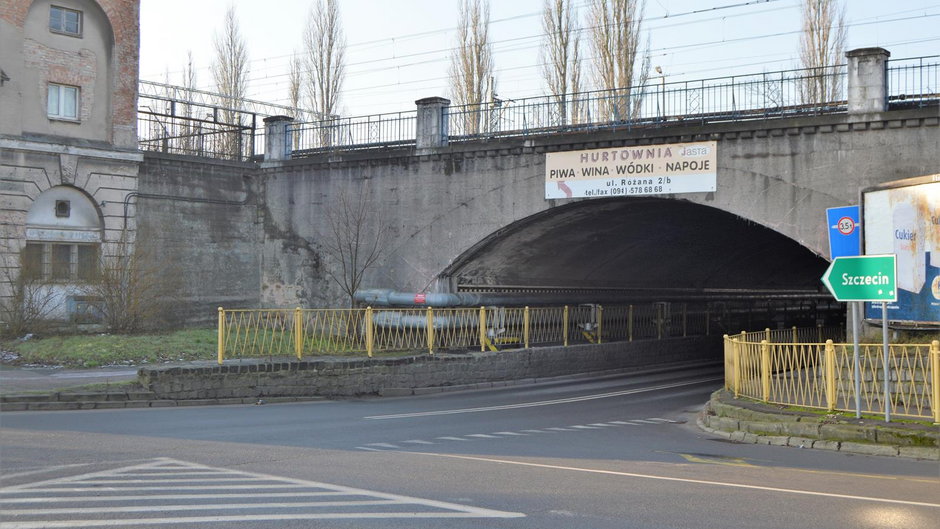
[441,197,830,294]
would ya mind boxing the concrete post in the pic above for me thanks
[263,115,293,162]
[415,97,450,152]
[846,47,890,114]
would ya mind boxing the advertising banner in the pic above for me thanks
[862,178,940,324]
[545,141,717,199]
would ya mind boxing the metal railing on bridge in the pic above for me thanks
[282,55,937,153]
[137,56,937,159]
[216,302,715,363]
[724,329,940,421]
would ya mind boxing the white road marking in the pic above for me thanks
[355,446,386,451]
[608,421,641,425]
[546,427,577,432]
[435,436,469,441]
[646,418,674,422]
[364,443,399,449]
[364,377,723,419]
[630,420,662,424]
[588,423,615,427]
[570,425,602,430]
[492,431,526,436]
[402,440,435,445]
[520,429,546,434]
[413,453,940,509]
[466,434,499,439]
[0,457,524,526]
[1,492,352,503]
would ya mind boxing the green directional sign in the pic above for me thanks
[821,254,897,302]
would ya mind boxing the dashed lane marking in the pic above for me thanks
[364,377,723,420]
[0,458,523,527]
[356,417,683,451]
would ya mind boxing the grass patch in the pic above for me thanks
[1,329,430,368]
[1,329,219,368]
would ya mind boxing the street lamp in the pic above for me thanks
[655,66,666,121]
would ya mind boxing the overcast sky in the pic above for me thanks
[138,0,940,115]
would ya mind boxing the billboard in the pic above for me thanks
[545,141,717,199]
[862,176,940,325]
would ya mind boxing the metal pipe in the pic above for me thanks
[354,288,834,308]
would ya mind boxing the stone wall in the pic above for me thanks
[136,153,261,323]
[261,107,940,306]
[138,336,721,399]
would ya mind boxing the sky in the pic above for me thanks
[138,0,940,116]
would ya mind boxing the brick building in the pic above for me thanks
[0,0,141,323]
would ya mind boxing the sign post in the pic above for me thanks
[826,205,863,418]
[826,206,861,260]
[822,254,897,422]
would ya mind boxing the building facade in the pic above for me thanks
[0,0,141,323]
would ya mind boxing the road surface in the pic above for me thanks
[1,364,937,528]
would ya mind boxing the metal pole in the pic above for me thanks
[852,302,861,418]
[217,307,225,365]
[882,302,890,422]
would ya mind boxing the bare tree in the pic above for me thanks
[319,188,388,308]
[542,0,582,126]
[0,245,57,338]
[302,0,345,146]
[449,0,493,135]
[798,0,846,105]
[211,3,250,158]
[180,51,199,154]
[287,52,304,150]
[88,230,181,332]
[588,0,650,121]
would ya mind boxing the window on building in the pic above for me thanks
[48,83,79,120]
[21,243,100,282]
[21,243,44,281]
[49,5,82,36]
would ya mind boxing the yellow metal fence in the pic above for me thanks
[724,330,940,421]
[217,303,711,363]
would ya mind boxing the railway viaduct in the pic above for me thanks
[134,49,939,317]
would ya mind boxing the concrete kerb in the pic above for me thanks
[698,389,940,460]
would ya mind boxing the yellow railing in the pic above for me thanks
[217,303,712,363]
[724,329,940,421]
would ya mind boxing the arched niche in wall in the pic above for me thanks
[23,186,103,281]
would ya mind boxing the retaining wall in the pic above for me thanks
[138,336,721,399]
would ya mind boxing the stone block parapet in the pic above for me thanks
[139,336,720,400]
[699,390,939,460]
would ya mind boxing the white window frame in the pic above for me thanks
[49,5,82,37]
[48,83,80,121]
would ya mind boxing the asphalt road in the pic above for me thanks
[1,364,937,528]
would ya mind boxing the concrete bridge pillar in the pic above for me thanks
[263,115,294,162]
[846,47,890,114]
[415,97,450,153]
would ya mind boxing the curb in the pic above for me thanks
[698,390,939,460]
[0,394,325,411]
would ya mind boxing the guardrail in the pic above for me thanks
[724,329,940,421]
[138,94,257,161]
[216,303,713,363]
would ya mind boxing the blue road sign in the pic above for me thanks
[827,206,861,260]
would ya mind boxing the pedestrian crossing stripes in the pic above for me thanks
[355,417,681,451]
[0,458,523,527]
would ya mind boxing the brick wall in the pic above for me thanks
[3,0,139,146]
